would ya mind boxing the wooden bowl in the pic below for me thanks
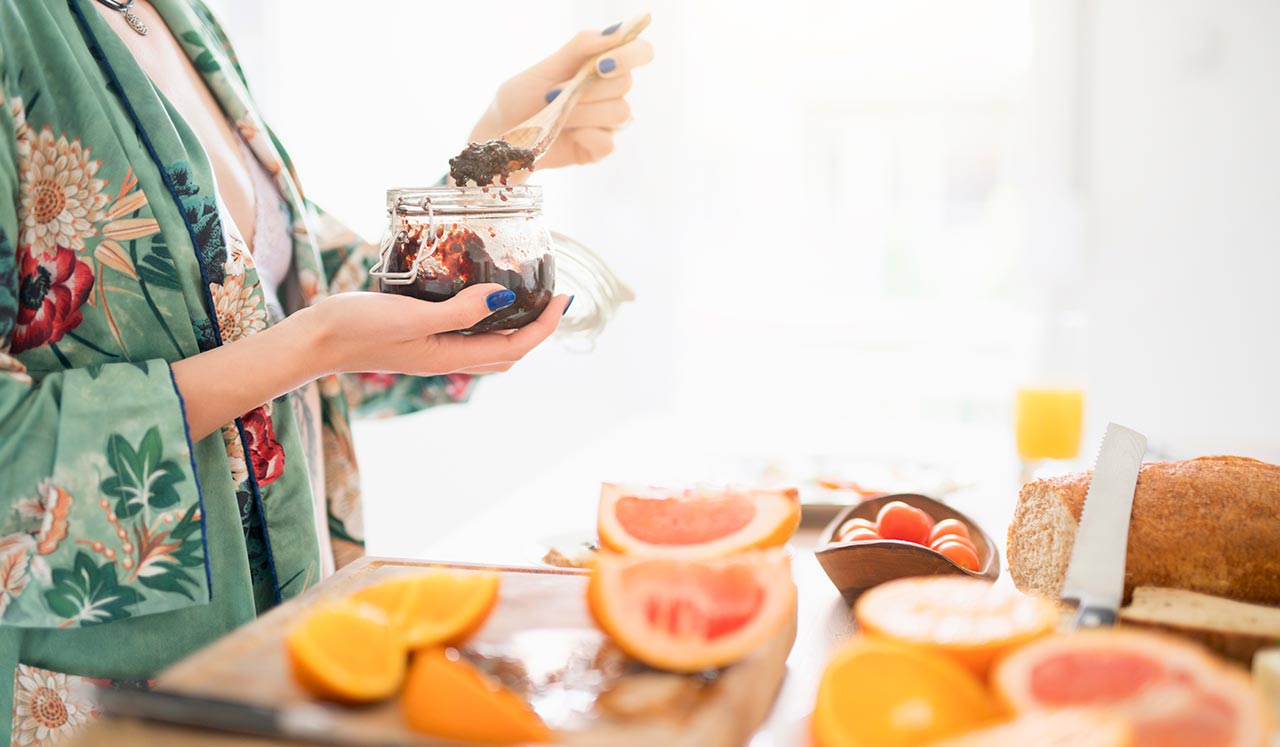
[815,493,1000,604]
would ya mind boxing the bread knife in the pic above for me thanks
[1060,422,1147,628]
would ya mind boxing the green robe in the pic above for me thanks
[0,2,471,741]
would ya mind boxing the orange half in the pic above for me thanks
[855,576,1058,676]
[597,483,801,558]
[813,636,1001,747]
[351,570,500,649]
[286,602,406,703]
[401,647,552,745]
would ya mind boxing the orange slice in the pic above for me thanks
[926,709,1133,746]
[813,636,1001,747]
[597,483,801,558]
[351,570,500,649]
[401,647,552,745]
[855,576,1058,676]
[587,549,797,673]
[286,602,406,703]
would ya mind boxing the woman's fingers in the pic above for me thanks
[411,283,514,336]
[535,25,651,82]
[590,39,654,80]
[565,99,631,129]
[562,128,616,164]
[437,295,571,369]
[578,74,632,104]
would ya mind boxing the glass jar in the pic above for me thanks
[371,186,632,343]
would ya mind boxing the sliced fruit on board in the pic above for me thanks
[993,630,1273,747]
[587,549,797,673]
[926,708,1133,747]
[597,483,801,558]
[812,636,1001,747]
[854,576,1058,677]
[401,647,552,745]
[351,570,500,649]
[286,602,406,703]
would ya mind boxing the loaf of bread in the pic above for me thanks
[1119,587,1280,665]
[1007,456,1280,606]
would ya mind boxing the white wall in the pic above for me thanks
[1081,0,1280,460]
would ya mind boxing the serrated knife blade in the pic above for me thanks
[1060,422,1147,628]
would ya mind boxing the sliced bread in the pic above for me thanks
[1119,587,1280,665]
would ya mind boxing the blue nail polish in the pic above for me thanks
[562,295,575,316]
[545,88,561,103]
[486,289,516,311]
[597,57,617,74]
[601,22,621,35]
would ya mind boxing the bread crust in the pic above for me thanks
[1008,457,1280,605]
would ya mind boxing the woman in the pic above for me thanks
[0,1,652,741]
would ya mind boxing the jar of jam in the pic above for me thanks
[371,186,631,341]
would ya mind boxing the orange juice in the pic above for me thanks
[1015,388,1084,460]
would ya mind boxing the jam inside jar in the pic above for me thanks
[372,186,554,333]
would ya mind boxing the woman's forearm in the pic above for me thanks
[171,308,330,441]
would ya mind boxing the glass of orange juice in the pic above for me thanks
[1016,310,1087,478]
[1015,388,1084,460]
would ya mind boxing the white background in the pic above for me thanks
[204,0,1280,556]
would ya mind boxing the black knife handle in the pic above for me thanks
[1072,604,1117,629]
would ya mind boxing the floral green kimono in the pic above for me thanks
[0,1,472,742]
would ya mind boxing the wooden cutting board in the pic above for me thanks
[75,556,796,747]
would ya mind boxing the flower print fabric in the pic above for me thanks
[11,248,94,355]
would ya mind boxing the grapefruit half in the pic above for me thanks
[587,549,797,672]
[597,483,801,558]
[993,630,1271,747]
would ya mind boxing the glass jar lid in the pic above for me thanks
[386,185,542,216]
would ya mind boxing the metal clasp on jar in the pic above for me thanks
[369,194,438,285]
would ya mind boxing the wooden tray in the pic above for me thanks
[84,556,796,747]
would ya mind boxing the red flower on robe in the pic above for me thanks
[241,407,285,487]
[12,245,94,354]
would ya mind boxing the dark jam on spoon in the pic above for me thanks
[449,140,536,187]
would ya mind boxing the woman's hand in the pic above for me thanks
[469,23,655,169]
[172,284,569,440]
[308,284,570,376]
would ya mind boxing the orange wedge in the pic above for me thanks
[854,576,1058,676]
[813,636,1001,747]
[351,570,500,649]
[401,647,552,745]
[286,602,406,703]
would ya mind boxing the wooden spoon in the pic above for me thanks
[502,13,652,158]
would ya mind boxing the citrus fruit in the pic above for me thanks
[587,548,797,672]
[855,576,1057,676]
[401,647,552,744]
[926,709,1132,746]
[993,630,1272,747]
[286,602,406,703]
[351,570,500,648]
[597,483,801,558]
[812,636,1001,747]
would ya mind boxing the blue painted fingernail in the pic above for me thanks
[545,88,561,103]
[562,295,575,316]
[601,22,621,35]
[597,57,617,74]
[486,289,516,311]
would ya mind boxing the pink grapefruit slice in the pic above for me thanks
[993,630,1271,747]
[597,483,801,558]
[587,549,797,673]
